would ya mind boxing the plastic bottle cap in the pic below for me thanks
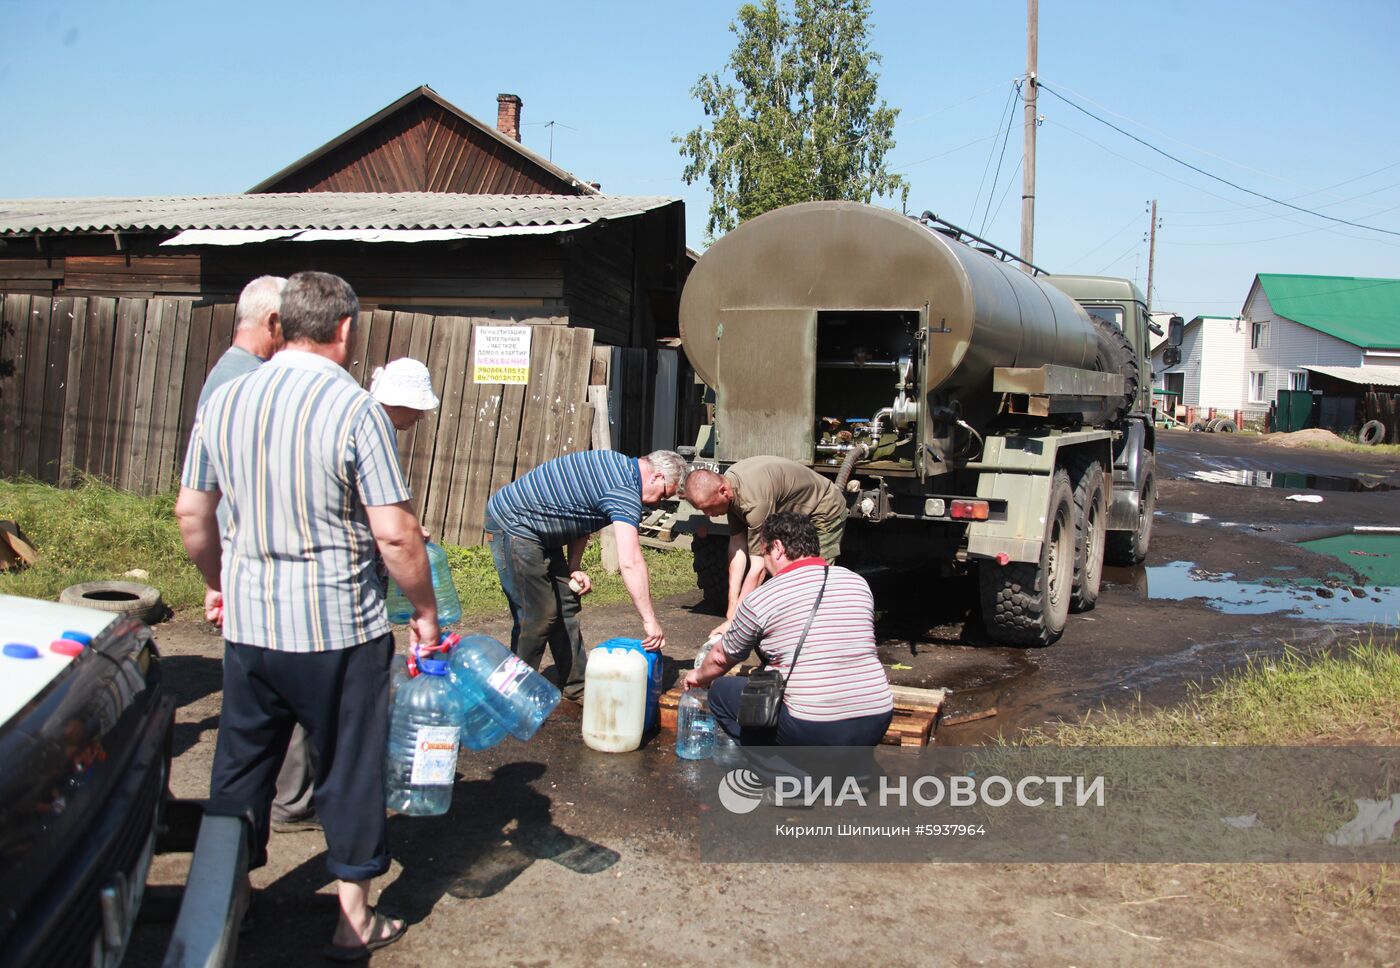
[4,644,40,659]
[59,630,94,646]
[418,656,449,676]
[51,639,86,657]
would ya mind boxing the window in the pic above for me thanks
[1249,370,1267,403]
[1289,371,1308,391]
[1084,305,1125,330]
[1250,320,1267,349]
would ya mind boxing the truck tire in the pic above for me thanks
[1360,420,1386,446]
[692,535,729,610]
[1105,455,1155,566]
[1065,455,1107,613]
[1086,315,1139,426]
[1188,419,1210,432]
[1214,418,1237,433]
[980,468,1074,646]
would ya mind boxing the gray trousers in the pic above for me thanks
[271,724,315,822]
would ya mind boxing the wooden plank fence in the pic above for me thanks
[0,293,596,547]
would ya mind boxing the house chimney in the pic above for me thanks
[496,93,522,142]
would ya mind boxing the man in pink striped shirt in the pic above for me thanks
[685,512,893,747]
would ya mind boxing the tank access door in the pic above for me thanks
[714,308,816,463]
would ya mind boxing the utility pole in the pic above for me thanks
[1144,199,1159,310]
[1020,0,1038,273]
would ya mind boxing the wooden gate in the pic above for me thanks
[0,293,595,546]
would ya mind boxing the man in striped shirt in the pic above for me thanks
[685,511,893,747]
[485,448,687,700]
[176,271,433,957]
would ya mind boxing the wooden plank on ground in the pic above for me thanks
[155,300,193,491]
[59,297,89,483]
[0,294,30,477]
[421,316,472,537]
[125,299,164,493]
[21,296,51,480]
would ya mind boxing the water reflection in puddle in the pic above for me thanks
[1182,469,1394,492]
[1104,561,1399,625]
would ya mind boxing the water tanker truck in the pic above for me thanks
[675,201,1181,646]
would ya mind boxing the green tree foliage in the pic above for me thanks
[678,0,909,240]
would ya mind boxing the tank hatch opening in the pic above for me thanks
[814,309,921,471]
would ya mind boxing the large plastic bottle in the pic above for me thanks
[594,638,662,733]
[386,541,462,627]
[384,653,466,816]
[447,634,560,741]
[675,687,716,760]
[581,644,648,753]
[444,638,507,751]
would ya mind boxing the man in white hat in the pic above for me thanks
[370,358,440,430]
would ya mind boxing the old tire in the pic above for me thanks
[1106,455,1155,566]
[980,468,1074,646]
[1360,420,1387,446]
[1214,418,1237,433]
[1188,419,1210,432]
[692,535,729,610]
[1066,455,1107,614]
[58,580,165,624]
[1086,315,1140,426]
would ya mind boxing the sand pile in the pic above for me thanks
[1261,428,1347,448]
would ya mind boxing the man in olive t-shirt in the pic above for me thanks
[682,455,848,637]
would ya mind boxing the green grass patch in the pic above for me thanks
[1025,636,1400,747]
[0,477,700,618]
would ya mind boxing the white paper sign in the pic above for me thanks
[473,326,532,384]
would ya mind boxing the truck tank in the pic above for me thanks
[678,201,1109,466]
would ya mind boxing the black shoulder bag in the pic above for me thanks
[736,566,829,729]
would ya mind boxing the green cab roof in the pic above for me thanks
[1254,273,1400,349]
[1042,275,1146,305]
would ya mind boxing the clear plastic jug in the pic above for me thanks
[675,687,716,760]
[581,645,648,753]
[448,634,559,741]
[386,541,462,627]
[383,652,466,816]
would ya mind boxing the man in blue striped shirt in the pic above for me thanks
[485,448,687,700]
[176,271,433,957]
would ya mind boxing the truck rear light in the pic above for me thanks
[950,500,989,521]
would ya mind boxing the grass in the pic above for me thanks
[0,477,701,617]
[1023,635,1400,747]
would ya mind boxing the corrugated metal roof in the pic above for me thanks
[1303,364,1400,388]
[1255,273,1400,349]
[0,193,679,235]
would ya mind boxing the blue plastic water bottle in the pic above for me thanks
[383,651,466,816]
[675,688,717,760]
[448,634,560,741]
[442,634,507,751]
[386,541,462,627]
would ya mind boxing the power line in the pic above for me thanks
[979,81,1022,236]
[969,82,1019,227]
[1038,82,1400,239]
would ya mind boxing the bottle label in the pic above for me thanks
[410,726,459,785]
[486,654,532,699]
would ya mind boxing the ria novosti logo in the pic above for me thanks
[717,769,766,814]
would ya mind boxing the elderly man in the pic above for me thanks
[195,275,317,836]
[484,448,687,700]
[682,456,848,637]
[176,271,435,959]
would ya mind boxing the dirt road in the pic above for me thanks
[128,430,1400,966]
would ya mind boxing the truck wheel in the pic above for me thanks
[980,468,1074,646]
[1360,420,1386,445]
[1214,418,1237,433]
[692,535,729,610]
[1106,455,1155,566]
[1086,315,1140,426]
[1066,456,1107,613]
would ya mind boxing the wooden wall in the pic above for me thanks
[0,293,596,546]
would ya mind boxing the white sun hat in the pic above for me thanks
[370,358,439,410]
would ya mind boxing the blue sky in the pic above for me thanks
[3,0,1398,319]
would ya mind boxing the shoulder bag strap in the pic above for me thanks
[779,566,829,692]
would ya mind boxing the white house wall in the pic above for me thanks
[1199,317,1248,410]
[1242,287,1365,416]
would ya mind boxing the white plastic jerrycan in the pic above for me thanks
[581,643,648,752]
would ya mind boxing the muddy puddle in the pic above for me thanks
[1181,468,1394,492]
[1104,532,1400,625]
